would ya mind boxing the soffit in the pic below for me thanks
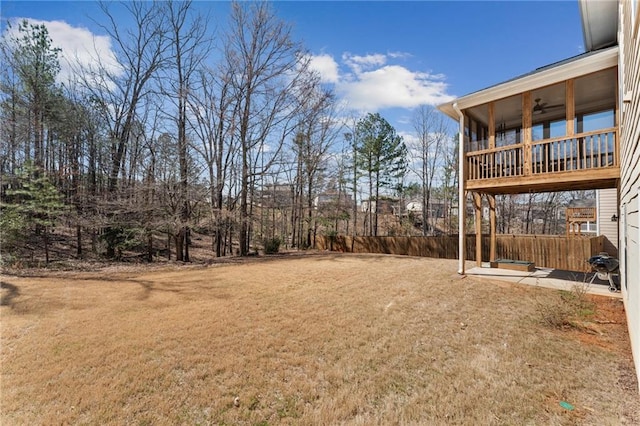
[438,46,618,121]
[579,0,618,52]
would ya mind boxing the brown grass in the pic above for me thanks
[1,253,638,425]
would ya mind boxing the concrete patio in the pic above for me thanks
[466,264,622,298]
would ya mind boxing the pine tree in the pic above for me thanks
[354,113,407,236]
[11,20,61,169]
[1,163,66,265]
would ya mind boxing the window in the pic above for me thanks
[496,128,520,147]
[580,221,597,234]
[549,120,566,138]
[580,109,615,133]
[532,123,544,141]
[532,119,566,141]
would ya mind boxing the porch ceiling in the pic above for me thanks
[438,46,618,121]
[466,67,617,128]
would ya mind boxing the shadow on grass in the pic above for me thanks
[1,281,20,308]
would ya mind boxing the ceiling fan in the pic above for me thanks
[533,98,564,114]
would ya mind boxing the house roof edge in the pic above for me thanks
[437,46,618,120]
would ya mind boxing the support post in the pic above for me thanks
[488,102,495,149]
[453,102,466,275]
[566,79,575,137]
[459,190,467,273]
[474,192,482,266]
[488,194,497,262]
[522,91,532,176]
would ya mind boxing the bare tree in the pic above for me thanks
[189,66,238,257]
[88,1,168,195]
[440,134,459,234]
[161,0,210,261]
[289,78,338,247]
[497,194,519,234]
[76,1,169,257]
[223,1,308,255]
[410,105,448,235]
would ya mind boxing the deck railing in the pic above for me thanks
[531,128,617,174]
[566,207,597,221]
[466,144,524,180]
[466,128,617,181]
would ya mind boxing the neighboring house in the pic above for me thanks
[360,198,396,214]
[438,0,639,387]
[564,195,618,253]
[403,199,448,218]
[313,192,353,209]
[405,201,422,213]
[259,183,292,208]
[597,188,619,256]
[565,198,597,236]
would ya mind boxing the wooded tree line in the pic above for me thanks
[0,1,581,265]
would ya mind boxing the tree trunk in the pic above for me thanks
[240,142,249,256]
[76,225,82,258]
[147,232,153,262]
[176,229,184,261]
[306,178,313,248]
[184,228,190,261]
[44,227,50,266]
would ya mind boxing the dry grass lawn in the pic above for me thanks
[1,253,638,425]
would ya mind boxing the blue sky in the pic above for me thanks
[1,1,585,136]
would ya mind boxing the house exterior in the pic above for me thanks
[565,198,597,236]
[597,188,619,256]
[360,198,395,214]
[313,192,353,209]
[438,0,639,387]
[618,0,640,388]
[563,191,617,255]
[259,183,292,208]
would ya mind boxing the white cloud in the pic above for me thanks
[338,65,453,111]
[387,51,412,60]
[3,18,122,85]
[308,53,340,84]
[307,51,453,113]
[342,52,387,74]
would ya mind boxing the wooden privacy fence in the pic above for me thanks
[315,234,605,272]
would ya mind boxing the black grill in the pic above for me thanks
[587,253,620,292]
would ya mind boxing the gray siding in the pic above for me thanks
[619,0,640,391]
[598,188,619,256]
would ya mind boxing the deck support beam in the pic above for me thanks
[488,102,495,149]
[454,102,466,275]
[566,79,575,137]
[522,91,532,176]
[489,194,497,261]
[473,192,483,266]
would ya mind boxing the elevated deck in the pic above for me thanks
[465,128,619,194]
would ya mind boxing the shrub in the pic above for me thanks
[263,237,281,254]
[535,278,595,329]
